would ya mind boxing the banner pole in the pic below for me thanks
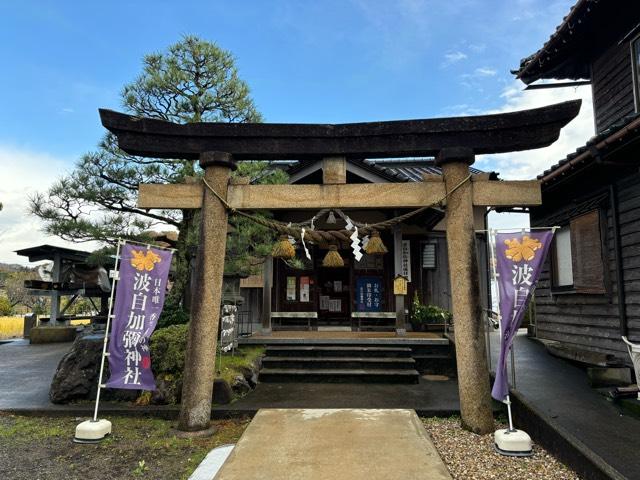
[488,230,516,432]
[475,226,559,233]
[505,394,515,432]
[93,239,123,422]
[511,343,517,389]
[486,313,492,371]
[487,230,499,372]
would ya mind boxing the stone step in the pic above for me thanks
[259,367,420,384]
[412,353,451,360]
[264,345,413,358]
[262,356,417,370]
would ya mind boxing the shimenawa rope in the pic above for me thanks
[201,174,472,243]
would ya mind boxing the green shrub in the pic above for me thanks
[411,292,452,325]
[150,323,189,376]
[0,296,13,316]
[157,299,190,329]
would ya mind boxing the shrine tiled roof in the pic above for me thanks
[284,158,483,184]
[513,0,640,85]
[512,0,596,84]
[539,113,640,185]
[364,159,483,182]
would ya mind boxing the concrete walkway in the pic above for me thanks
[0,339,71,410]
[214,409,451,480]
[492,331,640,480]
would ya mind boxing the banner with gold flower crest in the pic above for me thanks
[106,244,172,390]
[491,230,554,402]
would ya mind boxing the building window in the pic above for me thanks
[553,227,573,287]
[422,242,437,269]
[633,36,640,111]
[552,210,606,294]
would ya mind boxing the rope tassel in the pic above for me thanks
[364,230,387,255]
[272,234,296,259]
[322,245,344,268]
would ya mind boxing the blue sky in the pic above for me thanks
[0,0,593,263]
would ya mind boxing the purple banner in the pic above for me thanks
[106,244,172,390]
[491,230,554,401]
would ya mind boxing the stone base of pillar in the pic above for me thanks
[395,328,407,337]
[260,327,272,335]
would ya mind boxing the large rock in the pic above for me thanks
[231,375,252,396]
[213,378,233,405]
[49,329,138,404]
[238,366,258,389]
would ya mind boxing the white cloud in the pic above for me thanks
[473,67,497,77]
[487,210,530,231]
[477,81,594,180]
[481,80,595,231]
[468,43,486,53]
[0,145,101,266]
[442,51,468,66]
[459,67,498,88]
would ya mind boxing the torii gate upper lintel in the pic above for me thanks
[99,100,581,435]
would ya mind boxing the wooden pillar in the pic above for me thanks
[261,256,273,334]
[178,151,234,432]
[393,226,406,336]
[51,252,62,323]
[322,156,347,184]
[437,147,494,435]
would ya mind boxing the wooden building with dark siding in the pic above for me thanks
[513,0,640,363]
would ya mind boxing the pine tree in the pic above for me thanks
[30,36,276,309]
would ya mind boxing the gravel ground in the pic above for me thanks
[422,417,581,480]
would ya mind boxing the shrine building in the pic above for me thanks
[237,157,489,335]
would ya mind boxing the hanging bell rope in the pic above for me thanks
[201,174,472,244]
[322,245,344,268]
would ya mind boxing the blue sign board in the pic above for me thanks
[355,276,383,312]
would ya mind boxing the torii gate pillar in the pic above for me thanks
[437,147,494,434]
[178,151,233,432]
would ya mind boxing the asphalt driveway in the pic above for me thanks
[0,339,71,410]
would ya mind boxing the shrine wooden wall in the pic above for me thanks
[531,172,640,363]
[591,37,636,133]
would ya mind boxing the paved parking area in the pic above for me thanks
[0,340,71,410]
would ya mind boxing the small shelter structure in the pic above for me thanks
[100,101,580,433]
[15,244,111,324]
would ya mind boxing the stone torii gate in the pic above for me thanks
[100,100,580,435]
